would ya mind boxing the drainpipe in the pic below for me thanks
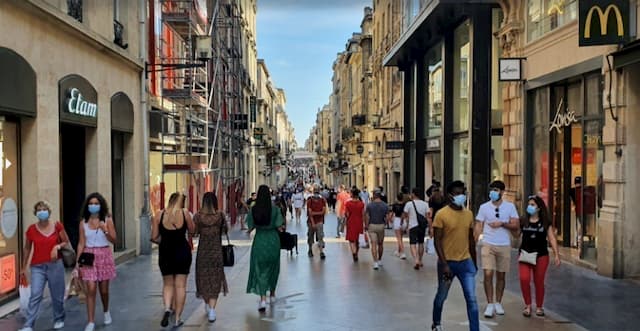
[139,0,152,255]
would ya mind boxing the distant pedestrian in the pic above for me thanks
[328,188,337,212]
[345,188,365,262]
[246,185,285,312]
[335,185,350,238]
[391,192,407,259]
[237,194,249,230]
[151,192,195,328]
[431,181,478,331]
[359,186,370,205]
[193,192,228,323]
[76,193,118,331]
[292,188,305,223]
[306,186,327,259]
[18,201,70,331]
[474,180,519,318]
[427,183,446,236]
[517,195,560,318]
[365,190,390,270]
[402,187,429,270]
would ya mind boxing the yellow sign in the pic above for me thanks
[583,4,624,39]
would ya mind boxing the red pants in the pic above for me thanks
[518,255,549,307]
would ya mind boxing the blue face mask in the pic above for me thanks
[526,205,538,216]
[489,190,501,202]
[453,194,467,207]
[36,210,49,221]
[88,204,101,214]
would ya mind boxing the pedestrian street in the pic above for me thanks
[0,209,597,331]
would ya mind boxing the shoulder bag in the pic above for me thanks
[221,216,234,266]
[412,201,428,230]
[57,224,77,268]
[518,250,538,265]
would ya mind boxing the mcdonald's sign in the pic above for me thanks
[579,0,628,46]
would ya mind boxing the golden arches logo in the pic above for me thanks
[584,4,624,38]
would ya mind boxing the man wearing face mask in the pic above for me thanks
[474,180,520,318]
[431,181,478,331]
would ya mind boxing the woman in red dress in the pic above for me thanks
[345,188,365,262]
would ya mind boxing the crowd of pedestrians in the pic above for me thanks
[16,176,562,331]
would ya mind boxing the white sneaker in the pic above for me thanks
[373,262,379,270]
[54,321,65,329]
[494,302,505,315]
[104,311,112,325]
[484,304,495,318]
[84,322,95,331]
[205,303,210,314]
[394,251,400,257]
[377,260,383,266]
[269,295,277,304]
[400,253,407,260]
[431,325,444,331]
[207,307,216,322]
[258,300,267,312]
[18,327,33,331]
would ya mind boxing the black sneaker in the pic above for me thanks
[320,252,326,260]
[160,310,171,327]
[307,250,313,257]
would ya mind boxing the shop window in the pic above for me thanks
[453,137,470,184]
[527,0,578,42]
[426,42,443,137]
[491,8,504,129]
[453,22,470,133]
[0,118,20,303]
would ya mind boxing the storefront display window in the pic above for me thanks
[453,22,470,133]
[426,42,443,137]
[527,0,578,42]
[453,138,469,184]
[0,118,20,303]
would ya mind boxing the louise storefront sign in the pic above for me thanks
[59,74,97,127]
[549,98,578,133]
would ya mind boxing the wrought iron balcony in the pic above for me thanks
[67,0,82,22]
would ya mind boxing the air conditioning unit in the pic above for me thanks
[196,36,212,60]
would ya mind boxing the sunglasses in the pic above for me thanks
[495,207,500,218]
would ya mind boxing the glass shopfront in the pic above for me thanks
[0,117,20,304]
[452,21,471,185]
[527,72,603,263]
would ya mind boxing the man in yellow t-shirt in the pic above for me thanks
[431,180,478,331]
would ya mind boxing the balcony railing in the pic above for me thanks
[67,0,82,22]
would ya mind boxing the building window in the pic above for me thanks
[426,42,443,138]
[453,137,470,184]
[453,22,470,133]
[527,0,578,42]
[67,0,83,22]
[491,8,504,180]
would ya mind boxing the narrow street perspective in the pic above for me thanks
[1,0,640,331]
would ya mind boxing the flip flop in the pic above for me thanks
[522,307,531,317]
[536,308,545,317]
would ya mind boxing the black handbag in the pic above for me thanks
[78,252,95,267]
[412,201,428,230]
[221,220,234,266]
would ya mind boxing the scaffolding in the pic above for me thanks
[155,0,246,212]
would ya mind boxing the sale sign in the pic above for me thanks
[0,254,17,294]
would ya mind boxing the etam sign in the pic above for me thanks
[66,88,97,117]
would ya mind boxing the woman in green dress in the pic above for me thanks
[246,185,284,312]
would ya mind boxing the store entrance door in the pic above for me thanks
[60,124,86,249]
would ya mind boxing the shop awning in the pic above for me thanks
[612,39,640,70]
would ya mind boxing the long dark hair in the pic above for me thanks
[200,192,218,214]
[252,185,272,226]
[351,188,361,200]
[522,195,551,230]
[81,192,109,222]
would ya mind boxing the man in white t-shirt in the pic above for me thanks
[474,180,519,318]
[402,187,429,270]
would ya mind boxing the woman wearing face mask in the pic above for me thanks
[517,195,560,318]
[18,201,71,331]
[76,193,117,331]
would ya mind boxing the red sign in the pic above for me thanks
[572,148,582,164]
[0,254,17,294]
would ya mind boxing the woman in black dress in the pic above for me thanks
[151,192,195,327]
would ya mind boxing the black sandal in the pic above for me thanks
[536,308,545,316]
[161,310,171,327]
[522,306,531,317]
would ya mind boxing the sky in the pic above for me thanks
[256,0,372,147]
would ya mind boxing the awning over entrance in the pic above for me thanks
[111,92,134,133]
[612,39,640,70]
[0,47,36,117]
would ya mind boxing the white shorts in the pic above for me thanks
[393,217,405,231]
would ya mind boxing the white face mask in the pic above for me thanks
[271,196,276,201]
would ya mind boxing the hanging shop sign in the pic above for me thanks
[385,141,404,150]
[579,0,628,46]
[498,58,524,81]
[59,74,98,127]
[549,98,577,133]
